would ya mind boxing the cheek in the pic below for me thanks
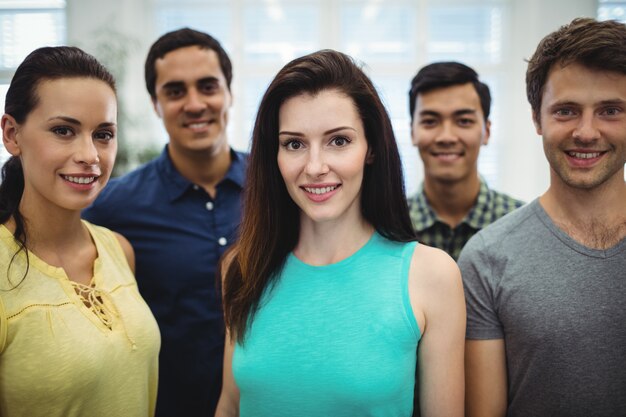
[99,143,118,165]
[276,153,291,183]
[414,130,434,149]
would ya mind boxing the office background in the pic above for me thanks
[1,0,624,202]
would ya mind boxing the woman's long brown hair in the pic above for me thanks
[222,50,416,343]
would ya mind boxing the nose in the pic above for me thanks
[183,88,206,114]
[304,147,329,178]
[75,135,99,165]
[434,120,459,145]
[573,112,600,143]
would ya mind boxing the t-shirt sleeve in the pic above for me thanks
[458,233,504,340]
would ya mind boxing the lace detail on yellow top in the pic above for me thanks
[71,281,114,329]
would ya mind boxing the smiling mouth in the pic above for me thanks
[303,185,339,194]
[185,120,214,129]
[566,151,604,159]
[62,175,98,184]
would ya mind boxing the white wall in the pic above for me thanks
[65,0,598,202]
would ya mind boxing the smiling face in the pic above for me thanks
[535,62,626,191]
[152,45,232,159]
[277,89,370,228]
[1,77,117,213]
[411,83,490,185]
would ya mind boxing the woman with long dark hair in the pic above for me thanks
[216,50,465,417]
[0,46,160,416]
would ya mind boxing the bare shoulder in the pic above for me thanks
[410,243,462,291]
[409,243,465,342]
[112,232,135,273]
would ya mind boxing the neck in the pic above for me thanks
[294,214,375,266]
[16,192,89,251]
[540,171,626,249]
[168,142,232,198]
[423,174,481,227]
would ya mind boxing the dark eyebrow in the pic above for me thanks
[48,116,81,125]
[453,109,478,117]
[278,131,304,137]
[278,126,356,137]
[48,117,116,128]
[161,81,185,91]
[197,76,219,85]
[598,99,626,106]
[324,126,356,135]
[418,109,477,118]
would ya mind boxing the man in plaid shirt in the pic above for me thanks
[407,62,524,261]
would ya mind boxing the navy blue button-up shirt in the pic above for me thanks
[83,146,247,417]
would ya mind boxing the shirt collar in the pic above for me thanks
[156,145,247,202]
[411,178,494,230]
[461,179,494,229]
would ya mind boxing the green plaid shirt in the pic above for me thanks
[407,180,524,261]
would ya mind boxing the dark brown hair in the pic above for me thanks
[526,18,626,121]
[1,46,115,287]
[222,49,416,343]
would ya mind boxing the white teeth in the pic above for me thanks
[64,176,96,184]
[188,122,208,129]
[304,186,338,194]
[568,151,601,159]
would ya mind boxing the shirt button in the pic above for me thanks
[218,237,227,246]
[205,202,214,211]
[193,185,199,190]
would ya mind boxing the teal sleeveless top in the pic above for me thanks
[233,232,421,417]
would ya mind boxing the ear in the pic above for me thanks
[532,111,542,135]
[482,119,491,146]
[410,119,419,146]
[365,148,375,165]
[1,114,21,156]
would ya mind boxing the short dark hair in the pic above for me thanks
[144,27,232,100]
[223,49,416,343]
[526,18,626,119]
[408,61,491,122]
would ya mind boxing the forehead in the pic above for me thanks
[416,83,482,114]
[541,62,626,107]
[154,45,226,87]
[29,77,116,121]
[279,90,362,130]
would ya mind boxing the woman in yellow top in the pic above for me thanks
[0,46,160,417]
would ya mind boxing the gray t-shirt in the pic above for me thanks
[459,199,626,417]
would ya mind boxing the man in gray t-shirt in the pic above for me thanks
[459,18,626,417]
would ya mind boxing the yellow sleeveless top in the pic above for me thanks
[0,221,160,417]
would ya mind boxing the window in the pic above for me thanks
[598,0,626,23]
[598,0,626,179]
[153,0,508,195]
[0,0,66,165]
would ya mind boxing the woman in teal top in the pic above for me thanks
[216,50,465,417]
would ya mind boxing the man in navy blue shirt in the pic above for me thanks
[83,28,246,417]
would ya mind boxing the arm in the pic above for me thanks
[458,234,508,417]
[410,245,465,417]
[215,330,240,417]
[215,248,240,417]
[113,231,135,273]
[465,339,507,417]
